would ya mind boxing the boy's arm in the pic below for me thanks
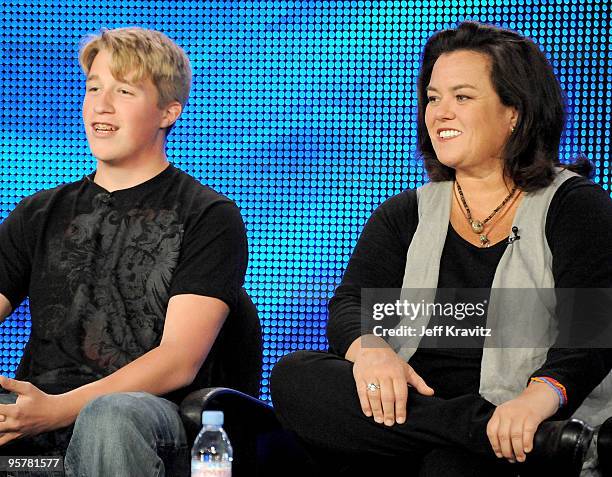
[0,293,228,443]
[58,293,229,423]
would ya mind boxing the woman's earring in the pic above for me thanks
[511,126,516,133]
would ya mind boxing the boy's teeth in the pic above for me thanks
[95,124,116,131]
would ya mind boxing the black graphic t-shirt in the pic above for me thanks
[0,164,248,401]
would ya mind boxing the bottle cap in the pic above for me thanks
[202,410,224,426]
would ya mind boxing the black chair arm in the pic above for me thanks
[180,387,311,477]
[179,386,280,439]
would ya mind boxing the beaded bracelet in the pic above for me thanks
[530,376,567,408]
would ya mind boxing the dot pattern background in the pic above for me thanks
[0,1,610,401]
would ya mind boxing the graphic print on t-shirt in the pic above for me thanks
[40,192,184,378]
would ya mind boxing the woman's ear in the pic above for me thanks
[509,107,519,133]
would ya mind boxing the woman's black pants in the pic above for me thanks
[270,350,526,477]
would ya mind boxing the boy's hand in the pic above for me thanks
[0,376,68,446]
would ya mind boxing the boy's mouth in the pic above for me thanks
[92,122,119,133]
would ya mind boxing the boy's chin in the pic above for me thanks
[92,155,122,164]
[88,147,121,163]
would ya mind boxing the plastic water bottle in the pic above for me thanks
[191,410,233,477]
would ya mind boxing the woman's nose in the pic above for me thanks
[434,97,456,121]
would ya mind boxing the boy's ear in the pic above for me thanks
[160,101,182,129]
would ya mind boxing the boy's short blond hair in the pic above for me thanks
[79,27,191,110]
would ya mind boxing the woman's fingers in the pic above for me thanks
[379,377,396,426]
[352,347,432,426]
[486,414,503,458]
[355,379,372,417]
[359,377,408,426]
[366,381,384,424]
[497,417,515,461]
[522,417,539,457]
[490,411,531,463]
[486,388,554,464]
[510,420,525,463]
[403,362,434,396]
[392,377,408,424]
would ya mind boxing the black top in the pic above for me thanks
[328,175,612,417]
[0,164,248,403]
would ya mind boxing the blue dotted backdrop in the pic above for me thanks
[0,1,610,401]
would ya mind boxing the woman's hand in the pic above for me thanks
[486,381,560,463]
[346,335,434,426]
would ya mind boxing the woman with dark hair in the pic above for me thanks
[417,22,592,189]
[271,22,612,476]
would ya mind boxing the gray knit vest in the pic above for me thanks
[396,169,612,426]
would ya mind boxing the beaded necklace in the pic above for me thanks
[455,180,517,247]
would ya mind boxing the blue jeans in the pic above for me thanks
[0,392,190,477]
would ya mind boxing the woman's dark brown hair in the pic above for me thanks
[417,22,592,191]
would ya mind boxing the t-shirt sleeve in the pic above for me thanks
[0,199,33,311]
[327,190,418,357]
[530,176,612,418]
[168,200,248,311]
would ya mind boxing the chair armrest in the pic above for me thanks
[180,387,312,476]
[179,386,280,440]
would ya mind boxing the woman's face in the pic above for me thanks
[425,50,517,176]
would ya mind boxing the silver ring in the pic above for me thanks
[367,382,381,392]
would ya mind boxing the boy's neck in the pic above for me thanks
[93,156,170,193]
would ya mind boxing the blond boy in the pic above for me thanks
[0,28,247,476]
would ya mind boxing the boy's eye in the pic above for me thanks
[119,89,133,95]
[87,86,99,92]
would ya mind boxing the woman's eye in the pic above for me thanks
[456,95,470,102]
[119,89,133,95]
[427,96,439,103]
[87,87,99,92]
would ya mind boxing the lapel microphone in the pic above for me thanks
[508,226,521,244]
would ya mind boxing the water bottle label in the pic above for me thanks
[191,461,231,477]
